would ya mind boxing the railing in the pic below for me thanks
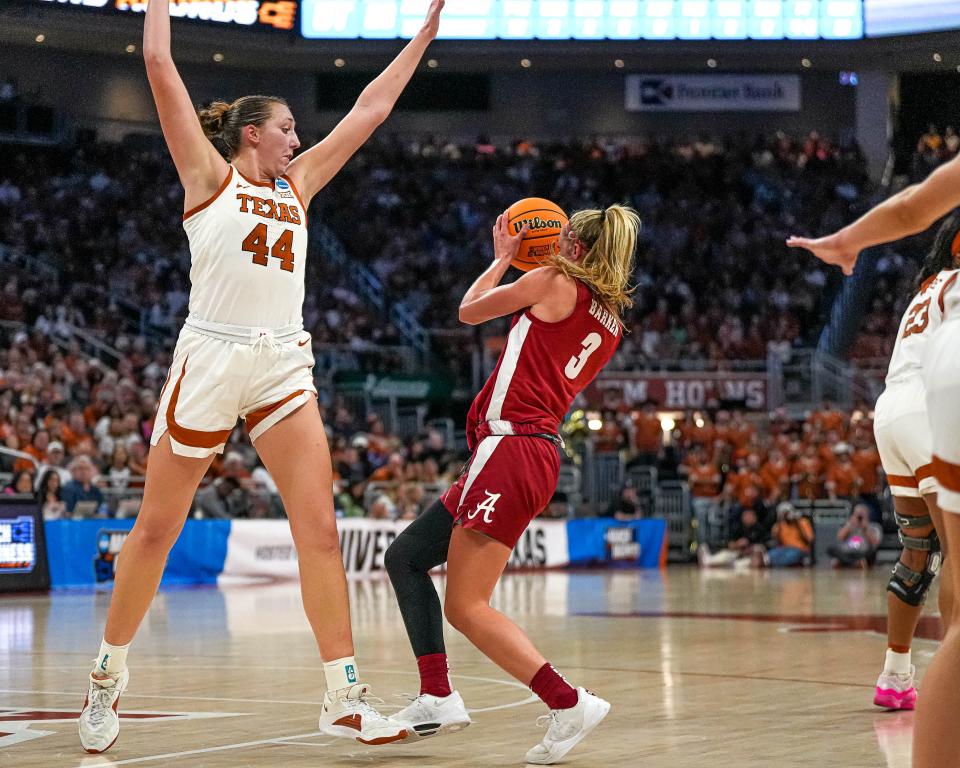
[312,220,429,362]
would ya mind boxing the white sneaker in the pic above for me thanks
[525,688,610,765]
[78,668,129,754]
[319,683,409,745]
[393,690,471,739]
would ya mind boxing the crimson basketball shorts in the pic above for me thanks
[440,434,561,548]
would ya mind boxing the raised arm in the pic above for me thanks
[787,154,960,275]
[143,0,227,211]
[285,0,444,204]
[458,215,576,325]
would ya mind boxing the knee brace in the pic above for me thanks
[887,511,942,607]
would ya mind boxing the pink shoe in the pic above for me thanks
[874,668,917,710]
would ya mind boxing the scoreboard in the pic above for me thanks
[35,0,299,31]
[301,1,865,40]
[27,0,960,39]
[0,499,50,592]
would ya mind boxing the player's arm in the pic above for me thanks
[143,0,227,209]
[285,0,444,204]
[787,154,960,275]
[459,214,569,324]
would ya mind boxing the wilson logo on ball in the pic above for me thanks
[512,216,564,234]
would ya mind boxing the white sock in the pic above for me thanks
[884,648,911,675]
[324,656,359,692]
[94,639,130,678]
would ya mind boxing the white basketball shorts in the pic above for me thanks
[925,317,960,513]
[151,318,317,459]
[874,377,935,498]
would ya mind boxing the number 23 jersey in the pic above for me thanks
[465,279,621,447]
[182,165,309,328]
[885,268,959,386]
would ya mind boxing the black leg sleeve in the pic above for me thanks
[384,500,454,657]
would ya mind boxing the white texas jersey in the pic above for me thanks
[886,268,959,385]
[182,165,308,328]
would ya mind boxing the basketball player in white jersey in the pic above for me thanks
[78,0,445,754]
[788,149,960,766]
[872,217,960,711]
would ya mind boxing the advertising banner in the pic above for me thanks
[584,371,769,411]
[44,519,230,587]
[626,74,801,112]
[566,519,667,568]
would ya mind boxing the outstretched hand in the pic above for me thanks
[492,213,528,264]
[420,0,445,39]
[786,233,859,276]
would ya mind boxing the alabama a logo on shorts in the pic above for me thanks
[467,491,501,524]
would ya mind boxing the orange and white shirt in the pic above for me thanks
[183,166,309,329]
[885,269,959,386]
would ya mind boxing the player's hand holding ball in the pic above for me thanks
[498,198,569,271]
[492,213,529,267]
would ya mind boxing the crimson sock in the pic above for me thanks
[417,653,452,697]
[530,663,578,710]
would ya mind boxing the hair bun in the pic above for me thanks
[198,100,231,137]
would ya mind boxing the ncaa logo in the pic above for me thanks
[275,178,290,191]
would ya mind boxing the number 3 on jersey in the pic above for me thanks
[565,332,602,379]
[242,223,294,273]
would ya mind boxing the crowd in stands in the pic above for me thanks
[0,317,463,520]
[318,130,870,369]
[913,123,960,180]
[0,139,403,356]
[596,401,887,568]
[0,128,910,528]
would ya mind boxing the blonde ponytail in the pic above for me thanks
[549,204,640,323]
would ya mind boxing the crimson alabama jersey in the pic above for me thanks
[465,280,621,447]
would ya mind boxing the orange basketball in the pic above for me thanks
[506,197,568,272]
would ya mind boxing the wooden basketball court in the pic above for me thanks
[1,567,933,767]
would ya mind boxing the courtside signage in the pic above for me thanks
[626,74,801,112]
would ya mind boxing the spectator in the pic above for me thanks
[698,507,768,568]
[36,440,71,488]
[826,443,861,503]
[631,403,662,465]
[61,455,104,516]
[37,469,66,519]
[369,494,397,520]
[602,480,641,520]
[193,476,242,519]
[106,442,132,491]
[765,501,814,567]
[828,503,883,568]
[3,469,34,495]
[681,446,721,544]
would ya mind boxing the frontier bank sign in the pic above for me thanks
[626,74,801,112]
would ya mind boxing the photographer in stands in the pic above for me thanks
[764,501,814,568]
[828,503,882,568]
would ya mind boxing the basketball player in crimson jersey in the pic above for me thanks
[77,0,445,754]
[385,204,640,765]
[788,154,960,766]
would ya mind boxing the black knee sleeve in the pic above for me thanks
[888,515,942,607]
[385,500,454,658]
